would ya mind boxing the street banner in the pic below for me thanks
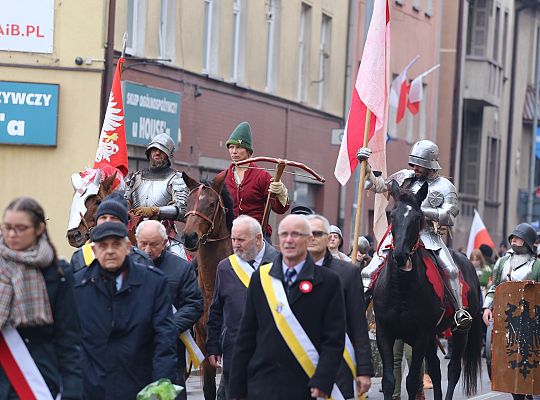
[466,209,496,257]
[491,281,540,395]
[390,56,419,124]
[94,58,129,177]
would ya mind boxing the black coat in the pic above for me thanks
[153,250,204,369]
[321,251,374,397]
[0,260,83,400]
[73,258,177,400]
[228,253,345,399]
[206,243,279,376]
[70,245,152,272]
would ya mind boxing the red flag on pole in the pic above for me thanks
[390,56,419,124]
[407,64,440,116]
[466,209,496,257]
[93,57,128,177]
[334,0,390,186]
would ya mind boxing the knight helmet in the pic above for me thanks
[408,140,441,170]
[145,133,176,160]
[508,223,537,252]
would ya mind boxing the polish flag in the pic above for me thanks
[334,0,390,243]
[466,209,496,257]
[93,57,129,177]
[390,56,419,124]
[407,64,440,116]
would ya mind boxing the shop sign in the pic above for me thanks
[0,81,59,146]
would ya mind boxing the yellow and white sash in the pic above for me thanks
[259,263,345,400]
[229,254,254,288]
[82,243,95,266]
[180,330,205,369]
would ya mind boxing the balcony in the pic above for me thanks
[463,56,504,108]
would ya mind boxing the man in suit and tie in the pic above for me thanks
[228,214,346,400]
[206,215,279,399]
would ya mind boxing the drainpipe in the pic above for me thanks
[100,0,117,126]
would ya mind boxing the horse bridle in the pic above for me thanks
[185,184,230,246]
[388,221,423,269]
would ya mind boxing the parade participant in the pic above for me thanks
[482,223,540,400]
[135,220,203,399]
[354,236,372,270]
[0,197,82,399]
[357,140,472,330]
[206,215,279,399]
[469,249,492,297]
[327,225,352,262]
[224,122,289,237]
[306,214,373,398]
[73,222,176,400]
[228,214,345,400]
[70,192,152,271]
[125,133,188,257]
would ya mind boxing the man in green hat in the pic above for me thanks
[223,121,289,238]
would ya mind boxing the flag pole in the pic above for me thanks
[121,32,128,59]
[351,109,372,264]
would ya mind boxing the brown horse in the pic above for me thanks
[182,171,234,400]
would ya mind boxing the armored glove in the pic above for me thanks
[269,181,288,207]
[356,147,372,161]
[133,206,160,218]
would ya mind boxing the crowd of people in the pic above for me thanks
[0,128,539,400]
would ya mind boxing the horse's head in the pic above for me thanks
[389,179,428,268]
[66,169,121,247]
[182,170,232,251]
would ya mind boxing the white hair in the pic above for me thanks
[279,214,312,235]
[305,214,330,234]
[232,215,263,236]
[135,220,167,239]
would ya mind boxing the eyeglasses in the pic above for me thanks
[278,231,310,239]
[311,230,328,238]
[0,223,33,236]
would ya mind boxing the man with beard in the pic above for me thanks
[125,134,188,258]
[206,215,278,399]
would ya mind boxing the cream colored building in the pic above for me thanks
[0,1,108,257]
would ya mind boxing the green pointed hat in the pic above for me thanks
[226,122,253,153]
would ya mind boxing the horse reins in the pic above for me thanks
[185,184,230,245]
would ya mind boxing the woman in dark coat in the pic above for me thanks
[0,197,82,399]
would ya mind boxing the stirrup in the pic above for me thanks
[453,308,472,332]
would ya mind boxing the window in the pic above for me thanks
[502,11,509,70]
[297,3,312,102]
[485,136,500,201]
[203,0,220,74]
[493,6,500,62]
[293,181,319,211]
[127,0,146,56]
[231,0,246,82]
[159,0,176,61]
[412,0,420,12]
[425,0,433,16]
[265,0,281,92]
[466,0,489,57]
[317,14,331,109]
[459,104,483,195]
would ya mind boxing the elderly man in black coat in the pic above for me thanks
[206,215,279,398]
[228,214,346,400]
[135,220,203,398]
[306,214,374,398]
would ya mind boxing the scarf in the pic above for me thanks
[0,233,54,329]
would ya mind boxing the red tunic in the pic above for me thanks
[224,163,289,236]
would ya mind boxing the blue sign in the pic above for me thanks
[123,81,181,147]
[0,81,59,146]
[536,127,540,159]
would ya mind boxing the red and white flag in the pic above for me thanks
[334,0,390,242]
[407,63,440,115]
[390,55,419,124]
[466,209,496,257]
[94,57,129,177]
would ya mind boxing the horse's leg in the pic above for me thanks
[377,329,397,400]
[425,336,442,400]
[445,332,466,400]
[406,334,429,400]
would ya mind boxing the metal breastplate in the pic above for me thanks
[130,173,174,208]
[500,254,537,282]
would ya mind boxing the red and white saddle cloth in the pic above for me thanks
[0,327,56,400]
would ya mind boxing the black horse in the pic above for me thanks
[373,180,483,400]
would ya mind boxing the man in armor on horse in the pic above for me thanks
[125,133,188,258]
[357,139,472,330]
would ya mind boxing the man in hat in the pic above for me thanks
[70,192,152,271]
[327,225,352,262]
[125,133,188,257]
[290,205,314,216]
[223,121,289,238]
[73,222,177,400]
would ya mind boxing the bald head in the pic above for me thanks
[278,214,312,266]
[135,220,168,260]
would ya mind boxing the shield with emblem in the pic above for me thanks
[490,281,540,394]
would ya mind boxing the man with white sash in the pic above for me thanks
[206,215,278,399]
[228,215,346,400]
[306,215,373,399]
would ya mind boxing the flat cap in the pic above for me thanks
[90,221,128,242]
[290,205,314,216]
